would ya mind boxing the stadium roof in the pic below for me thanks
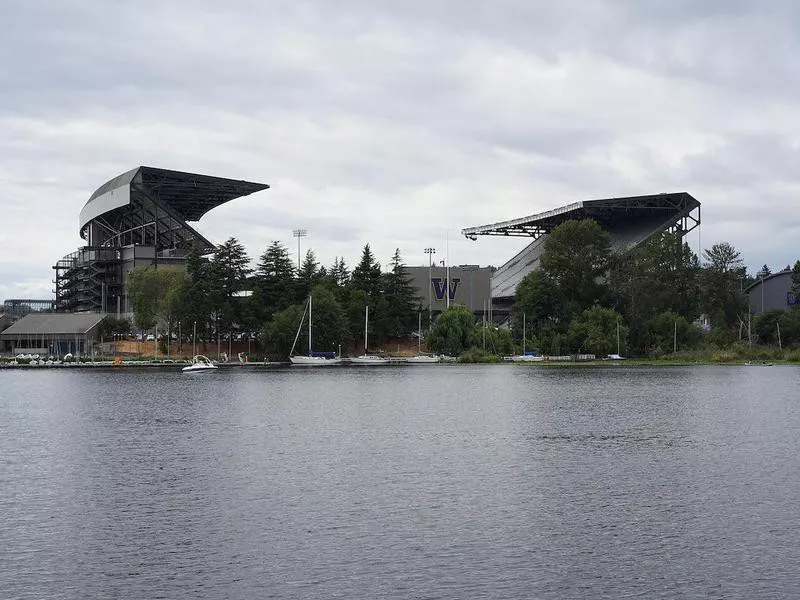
[79,166,268,251]
[462,192,700,240]
[0,313,105,339]
[82,166,268,229]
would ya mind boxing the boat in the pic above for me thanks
[405,312,440,363]
[505,313,543,362]
[182,355,218,372]
[350,305,390,365]
[290,296,342,365]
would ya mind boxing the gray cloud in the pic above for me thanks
[3,0,800,301]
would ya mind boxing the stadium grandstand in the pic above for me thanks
[462,192,700,315]
[52,166,268,315]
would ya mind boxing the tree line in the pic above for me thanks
[502,219,800,358]
[122,221,800,360]
[123,239,421,358]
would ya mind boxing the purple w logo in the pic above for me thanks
[431,278,460,301]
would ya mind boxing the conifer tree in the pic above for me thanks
[382,248,420,337]
[251,241,296,325]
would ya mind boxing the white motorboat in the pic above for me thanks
[289,296,342,365]
[351,305,390,365]
[182,355,218,372]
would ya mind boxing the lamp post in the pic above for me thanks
[424,247,436,326]
[292,228,307,270]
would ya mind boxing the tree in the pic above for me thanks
[700,242,747,328]
[263,283,348,360]
[127,267,186,334]
[567,306,626,357]
[470,322,515,356]
[540,219,612,312]
[617,232,700,320]
[210,237,252,335]
[262,303,305,360]
[703,242,744,274]
[382,248,420,337]
[250,241,296,326]
[182,246,213,341]
[329,256,350,288]
[757,264,772,279]
[426,304,475,356]
[791,260,800,307]
[350,244,382,298]
[510,269,565,339]
[296,249,322,301]
[641,311,702,357]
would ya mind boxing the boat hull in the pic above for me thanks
[349,355,391,365]
[290,356,342,365]
[405,355,440,363]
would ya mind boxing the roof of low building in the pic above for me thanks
[0,312,106,339]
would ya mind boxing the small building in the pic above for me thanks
[405,265,494,323]
[0,312,106,356]
[745,269,797,315]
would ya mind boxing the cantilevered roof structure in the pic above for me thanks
[463,192,700,301]
[79,166,269,253]
[463,193,699,240]
[54,166,269,315]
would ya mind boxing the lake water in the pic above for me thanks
[2,364,800,599]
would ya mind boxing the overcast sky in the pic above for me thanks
[3,0,800,301]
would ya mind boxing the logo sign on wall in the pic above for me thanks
[431,278,461,301]
[789,292,797,307]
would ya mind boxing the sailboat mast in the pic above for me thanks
[418,311,422,353]
[308,295,312,355]
[364,305,369,352]
[523,313,526,354]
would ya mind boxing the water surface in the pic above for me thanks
[2,364,799,599]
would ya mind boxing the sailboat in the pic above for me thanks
[405,312,439,363]
[607,320,625,360]
[506,313,542,362]
[289,296,342,365]
[350,305,390,365]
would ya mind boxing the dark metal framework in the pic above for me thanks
[54,167,268,313]
[81,167,269,253]
[462,192,700,241]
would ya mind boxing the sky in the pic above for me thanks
[3,0,800,302]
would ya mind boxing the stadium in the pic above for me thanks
[461,192,701,317]
[52,166,268,315]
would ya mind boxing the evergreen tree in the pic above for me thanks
[329,256,351,288]
[182,246,213,341]
[296,249,322,301]
[350,244,382,298]
[756,264,772,279]
[210,237,252,335]
[251,241,296,326]
[790,260,800,307]
[382,248,420,337]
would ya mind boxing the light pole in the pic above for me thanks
[292,228,307,270]
[424,247,435,326]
